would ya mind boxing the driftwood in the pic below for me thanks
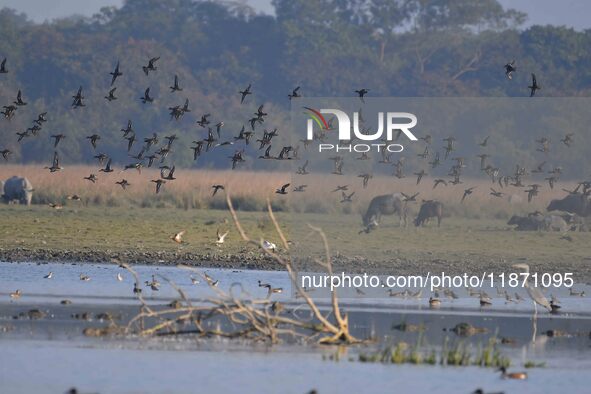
[109,193,361,345]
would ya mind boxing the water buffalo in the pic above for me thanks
[2,176,33,205]
[362,193,407,228]
[547,194,590,217]
[507,214,545,231]
[414,200,443,227]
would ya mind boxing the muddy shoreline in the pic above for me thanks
[2,246,591,282]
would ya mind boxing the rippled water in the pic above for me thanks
[1,261,590,394]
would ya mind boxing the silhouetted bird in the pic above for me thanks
[170,75,182,92]
[110,61,122,86]
[105,87,117,101]
[504,60,516,79]
[340,191,355,203]
[151,179,166,194]
[0,58,7,73]
[14,90,27,106]
[86,134,100,149]
[288,86,301,100]
[239,83,252,104]
[140,88,153,103]
[355,88,369,102]
[121,120,133,137]
[116,179,130,190]
[528,73,540,97]
[142,56,159,75]
[211,184,224,196]
[461,187,476,203]
[45,152,62,173]
[99,158,114,173]
[72,86,85,108]
[84,174,97,183]
[275,183,290,195]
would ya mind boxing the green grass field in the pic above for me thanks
[1,203,590,279]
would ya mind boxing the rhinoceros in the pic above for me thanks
[2,176,33,205]
[543,215,568,232]
[362,193,407,227]
[414,200,443,227]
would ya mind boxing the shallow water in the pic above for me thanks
[1,261,590,394]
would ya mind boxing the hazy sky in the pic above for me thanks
[0,0,590,30]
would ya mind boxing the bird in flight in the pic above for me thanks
[239,83,252,104]
[216,229,229,245]
[275,183,290,195]
[45,152,63,173]
[140,88,153,104]
[504,60,516,79]
[528,73,540,97]
[170,75,182,92]
[110,61,122,86]
[142,56,160,75]
[355,88,369,103]
[14,90,27,106]
[288,86,301,100]
[212,184,225,196]
[461,187,476,203]
[0,58,7,73]
[116,179,130,190]
[171,230,185,244]
[105,87,117,102]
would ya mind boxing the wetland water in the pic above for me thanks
[1,262,590,393]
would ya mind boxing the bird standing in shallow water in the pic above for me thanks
[498,366,527,380]
[512,263,555,313]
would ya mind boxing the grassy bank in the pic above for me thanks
[1,204,590,279]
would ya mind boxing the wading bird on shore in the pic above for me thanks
[512,263,558,313]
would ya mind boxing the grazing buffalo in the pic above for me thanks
[507,213,568,231]
[414,200,443,227]
[362,193,407,228]
[2,176,33,205]
[507,214,543,231]
[547,194,590,217]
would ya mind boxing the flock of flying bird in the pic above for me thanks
[0,55,306,197]
[0,55,580,211]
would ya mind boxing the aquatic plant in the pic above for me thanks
[358,336,511,368]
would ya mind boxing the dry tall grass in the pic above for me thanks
[0,164,575,218]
